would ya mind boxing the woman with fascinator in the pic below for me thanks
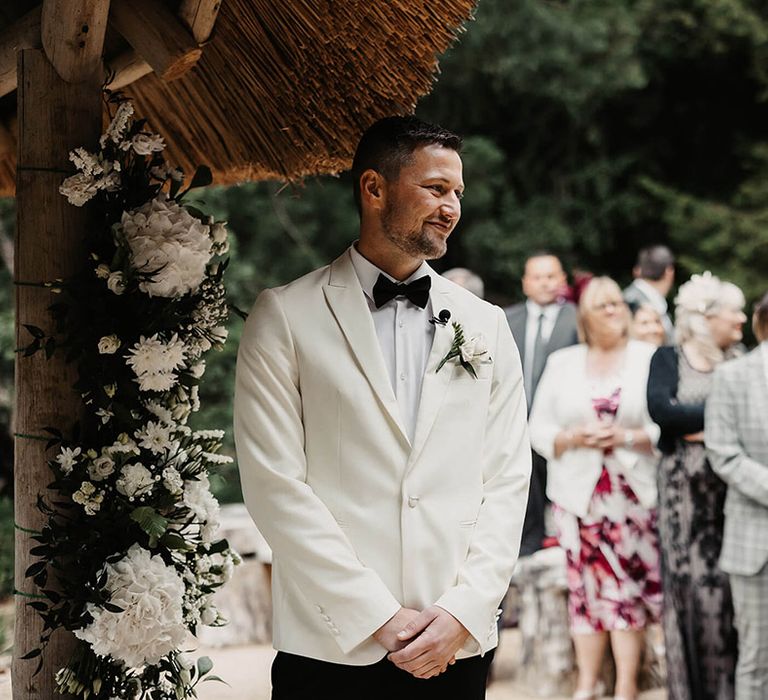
[647,272,747,700]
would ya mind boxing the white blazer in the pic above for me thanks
[528,341,660,519]
[233,249,531,665]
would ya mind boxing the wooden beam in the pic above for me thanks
[110,0,202,82]
[13,48,102,700]
[178,0,223,44]
[41,0,110,83]
[0,6,41,98]
[105,47,152,90]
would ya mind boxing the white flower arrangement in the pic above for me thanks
[21,97,237,700]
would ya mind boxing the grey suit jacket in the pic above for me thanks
[705,347,768,576]
[504,301,578,405]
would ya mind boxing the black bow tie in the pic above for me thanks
[372,273,431,309]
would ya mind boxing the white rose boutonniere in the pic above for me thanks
[436,322,492,379]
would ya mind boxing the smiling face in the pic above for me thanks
[366,143,464,262]
[630,305,665,346]
[579,277,630,348]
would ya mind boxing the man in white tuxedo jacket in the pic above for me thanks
[234,117,531,699]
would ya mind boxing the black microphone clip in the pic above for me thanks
[429,309,452,326]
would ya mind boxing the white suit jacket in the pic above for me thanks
[233,248,531,665]
[529,341,661,519]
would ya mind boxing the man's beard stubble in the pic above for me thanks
[381,201,447,261]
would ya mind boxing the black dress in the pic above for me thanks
[647,346,736,700]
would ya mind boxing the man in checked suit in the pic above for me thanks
[234,117,531,699]
[505,253,578,556]
[706,290,768,700]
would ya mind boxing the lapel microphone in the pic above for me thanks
[429,309,451,326]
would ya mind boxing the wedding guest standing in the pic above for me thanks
[505,252,578,555]
[648,273,746,700]
[629,302,665,347]
[623,245,676,343]
[706,290,768,700]
[530,277,662,700]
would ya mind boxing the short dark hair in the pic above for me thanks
[753,290,768,342]
[636,245,675,280]
[351,116,462,214]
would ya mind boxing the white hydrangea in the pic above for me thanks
[183,474,220,543]
[120,195,213,298]
[116,463,154,498]
[75,544,186,668]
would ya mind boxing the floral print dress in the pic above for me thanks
[554,386,663,634]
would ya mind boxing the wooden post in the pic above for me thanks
[12,47,102,700]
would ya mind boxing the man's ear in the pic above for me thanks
[360,169,385,211]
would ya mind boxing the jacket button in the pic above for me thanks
[408,496,419,508]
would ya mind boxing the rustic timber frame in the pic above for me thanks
[8,3,221,697]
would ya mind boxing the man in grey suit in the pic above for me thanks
[706,290,768,700]
[505,253,578,556]
[623,245,676,343]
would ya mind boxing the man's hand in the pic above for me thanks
[373,607,421,652]
[387,606,469,679]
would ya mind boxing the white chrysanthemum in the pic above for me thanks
[55,446,81,475]
[75,544,186,668]
[126,334,186,393]
[120,195,213,298]
[144,400,175,425]
[135,421,173,454]
[116,463,154,498]
[183,474,220,543]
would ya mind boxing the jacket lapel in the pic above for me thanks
[408,278,456,465]
[323,252,410,446]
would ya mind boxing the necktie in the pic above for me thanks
[372,273,431,309]
[528,312,547,408]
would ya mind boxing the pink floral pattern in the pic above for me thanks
[555,388,662,634]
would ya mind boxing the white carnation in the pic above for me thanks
[183,474,220,543]
[116,463,154,498]
[75,544,186,668]
[120,195,213,298]
[59,173,100,206]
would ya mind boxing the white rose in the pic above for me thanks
[459,334,488,364]
[106,271,126,295]
[88,455,115,481]
[200,604,218,625]
[129,133,165,156]
[98,335,121,354]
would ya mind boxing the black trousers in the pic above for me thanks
[519,450,548,557]
[271,650,493,700]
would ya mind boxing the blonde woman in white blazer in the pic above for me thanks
[529,277,662,700]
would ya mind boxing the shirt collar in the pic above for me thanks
[349,243,433,303]
[525,298,560,320]
[633,278,668,313]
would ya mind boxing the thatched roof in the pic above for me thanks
[0,0,475,196]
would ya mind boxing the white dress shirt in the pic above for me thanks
[523,299,560,393]
[349,244,434,442]
[762,341,768,387]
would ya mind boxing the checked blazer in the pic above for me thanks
[705,346,768,577]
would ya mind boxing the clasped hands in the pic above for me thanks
[566,422,627,451]
[372,605,469,679]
